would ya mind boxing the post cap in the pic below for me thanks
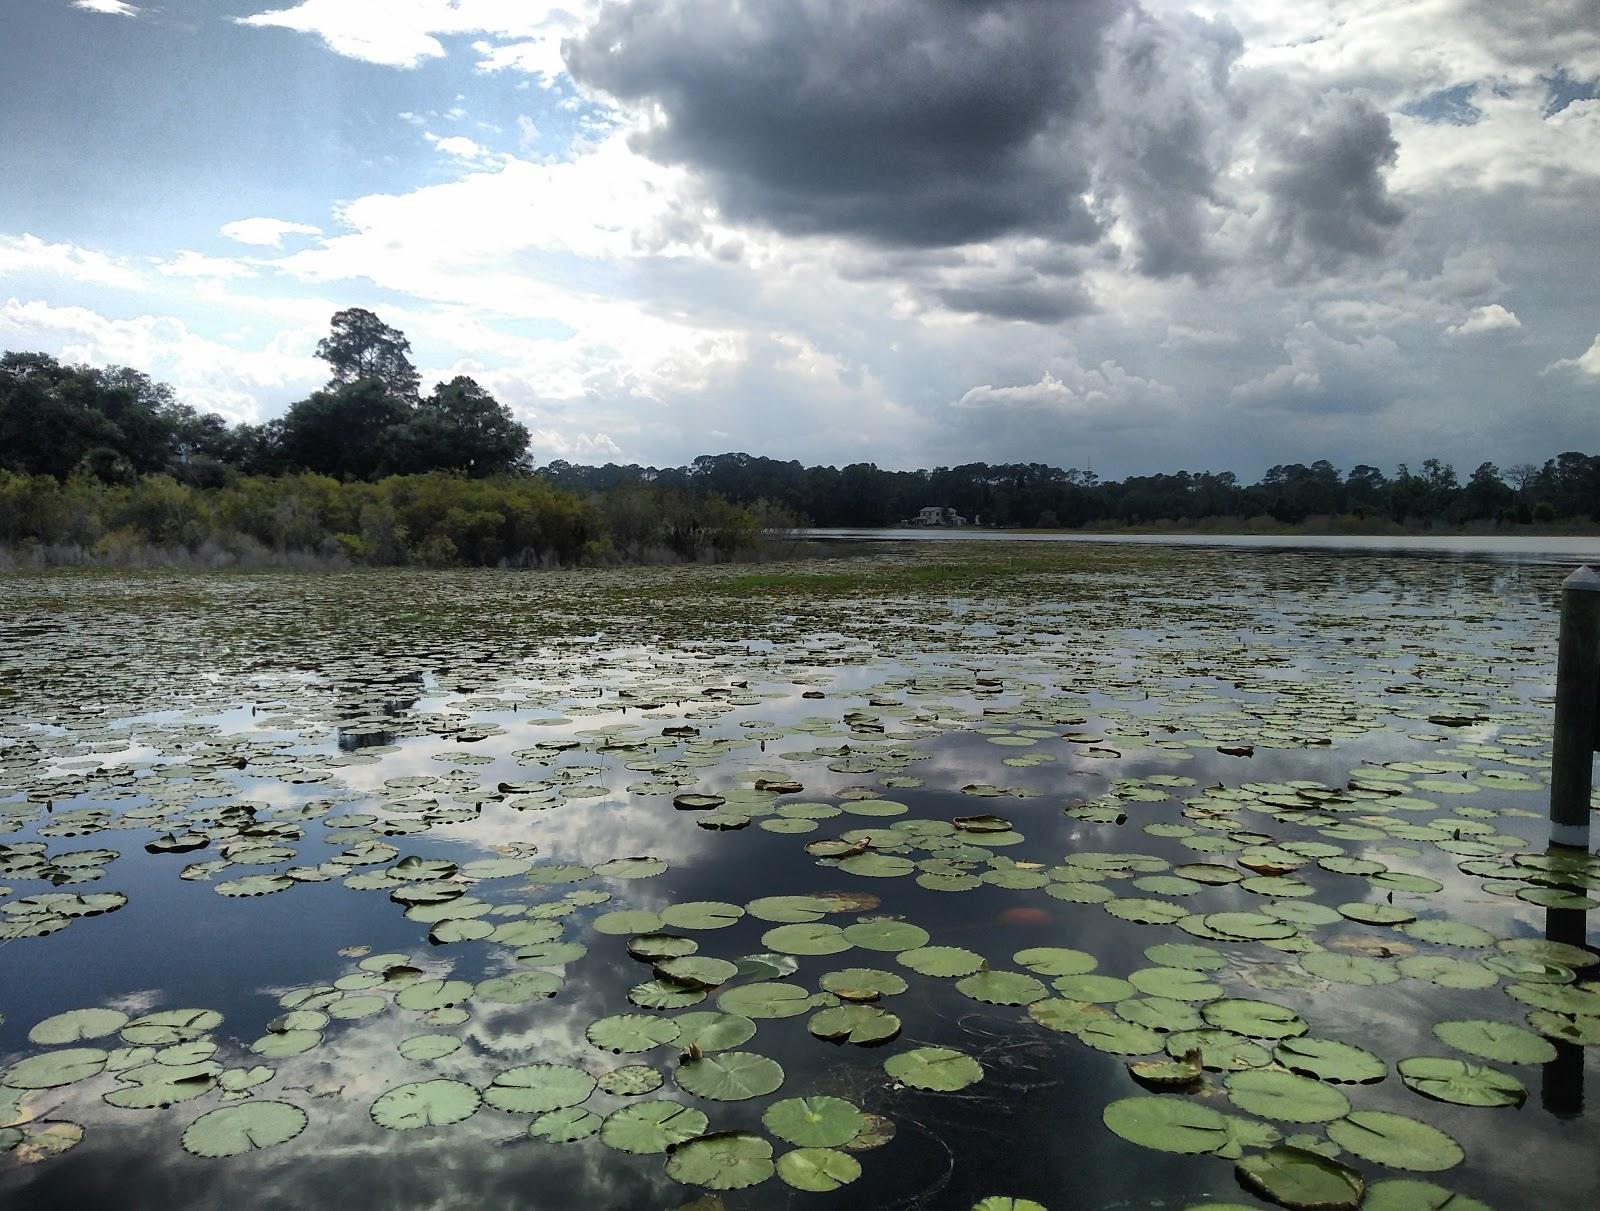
[1563,565,1600,592]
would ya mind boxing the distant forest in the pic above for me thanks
[2,308,1597,567]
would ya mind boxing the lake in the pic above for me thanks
[1,541,1595,1210]
[803,528,1600,566]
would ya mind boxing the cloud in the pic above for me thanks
[238,1,591,75]
[1257,94,1405,277]
[220,217,324,249]
[1545,333,1600,379]
[1231,321,1405,413]
[1446,303,1521,337]
[955,361,1176,420]
[0,233,143,290]
[565,0,1125,251]
[425,132,500,165]
[0,298,322,422]
[72,0,139,16]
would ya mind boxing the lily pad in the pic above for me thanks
[587,1013,682,1054]
[763,1095,865,1148]
[665,1130,774,1191]
[370,1079,481,1130]
[1397,1056,1526,1107]
[1325,1110,1462,1172]
[674,1050,784,1101]
[600,1100,708,1153]
[1102,1095,1230,1153]
[1224,1069,1351,1122]
[181,1101,308,1158]
[1235,1146,1364,1210]
[1431,1019,1557,1065]
[1272,1037,1386,1084]
[484,1063,597,1114]
[884,1046,983,1091]
[777,1146,861,1191]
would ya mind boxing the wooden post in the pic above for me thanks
[1549,566,1600,850]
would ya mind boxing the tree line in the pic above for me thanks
[2,307,1597,568]
[0,309,530,484]
[542,451,1600,529]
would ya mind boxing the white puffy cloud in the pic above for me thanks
[237,1,593,75]
[955,362,1176,423]
[0,233,143,290]
[1447,303,1521,337]
[1546,333,1600,379]
[0,298,323,422]
[220,217,324,249]
[72,1,139,16]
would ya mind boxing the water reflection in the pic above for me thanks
[2,549,1597,1210]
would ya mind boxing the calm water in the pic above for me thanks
[804,527,1600,566]
[0,544,1595,1209]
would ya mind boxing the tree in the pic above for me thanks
[388,376,530,476]
[279,380,414,480]
[314,308,421,399]
[1460,462,1513,520]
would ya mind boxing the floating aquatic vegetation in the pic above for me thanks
[0,546,1594,1207]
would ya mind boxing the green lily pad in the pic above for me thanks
[395,979,473,1012]
[762,1095,865,1147]
[896,945,985,978]
[1076,1019,1164,1055]
[841,919,931,951]
[808,1004,901,1044]
[181,1101,307,1158]
[587,1013,682,1054]
[1014,947,1098,976]
[28,1008,128,1046]
[370,1079,481,1130]
[762,922,852,955]
[820,967,908,999]
[665,1130,774,1190]
[530,1106,602,1143]
[660,901,744,930]
[1102,1095,1230,1153]
[1224,1069,1351,1122]
[674,1051,784,1101]
[1363,1179,1492,1210]
[956,970,1048,1006]
[398,1034,461,1061]
[1432,1019,1557,1065]
[484,1063,597,1114]
[777,1146,862,1191]
[3,1047,107,1090]
[884,1046,983,1091]
[1397,1056,1526,1107]
[122,1009,221,1046]
[674,1011,757,1052]
[717,982,814,1019]
[656,956,740,989]
[600,1099,708,1153]
[1235,1146,1364,1210]
[1203,1000,1307,1040]
[1272,1037,1386,1084]
[1325,1110,1462,1172]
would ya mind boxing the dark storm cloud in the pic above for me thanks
[935,279,1097,323]
[564,0,1127,250]
[1089,8,1242,278]
[1259,95,1405,276]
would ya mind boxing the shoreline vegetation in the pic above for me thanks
[3,308,1598,569]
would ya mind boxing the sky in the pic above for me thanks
[1,0,1597,478]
